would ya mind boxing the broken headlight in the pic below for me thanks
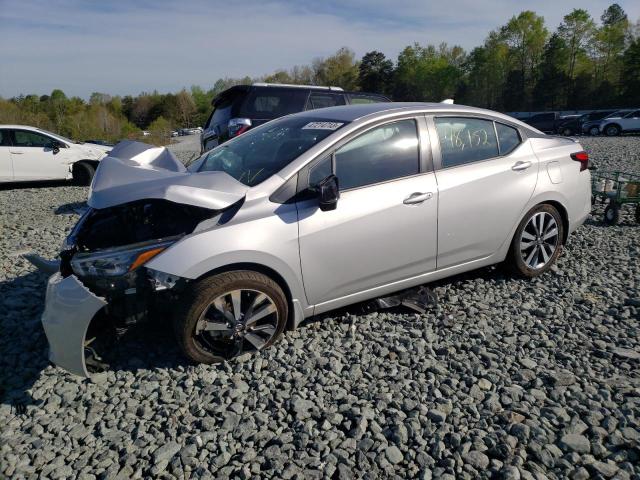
[71,239,175,277]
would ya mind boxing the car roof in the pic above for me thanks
[294,102,535,130]
[0,125,39,130]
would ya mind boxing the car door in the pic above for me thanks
[10,129,69,180]
[0,129,12,181]
[296,117,438,308]
[430,116,538,269]
[620,110,640,132]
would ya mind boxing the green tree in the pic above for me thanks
[499,11,548,109]
[558,9,596,99]
[147,116,172,145]
[393,43,465,102]
[314,47,360,90]
[358,51,394,94]
[621,38,640,105]
[533,33,569,110]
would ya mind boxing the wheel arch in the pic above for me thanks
[72,159,99,175]
[540,200,570,245]
[195,262,298,330]
[603,122,621,134]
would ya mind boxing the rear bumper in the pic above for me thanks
[41,273,106,377]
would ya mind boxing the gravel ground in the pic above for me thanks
[1,136,639,480]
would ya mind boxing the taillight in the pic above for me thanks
[228,118,252,138]
[570,151,589,171]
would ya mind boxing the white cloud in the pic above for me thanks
[1,0,638,98]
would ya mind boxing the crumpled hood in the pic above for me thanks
[88,140,248,210]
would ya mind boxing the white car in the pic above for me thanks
[0,125,110,185]
[597,108,640,136]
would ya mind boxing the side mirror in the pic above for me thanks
[50,141,63,154]
[317,174,339,211]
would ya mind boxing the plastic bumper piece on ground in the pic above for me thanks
[41,272,107,377]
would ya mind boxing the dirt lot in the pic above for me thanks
[0,136,638,480]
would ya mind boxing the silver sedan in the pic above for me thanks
[40,103,592,376]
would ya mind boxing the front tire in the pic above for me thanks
[589,126,600,136]
[507,204,564,278]
[73,162,95,186]
[173,271,288,364]
[561,127,573,136]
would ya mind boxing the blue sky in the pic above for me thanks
[1,0,638,98]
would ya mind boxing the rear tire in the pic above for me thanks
[507,204,564,278]
[561,127,573,136]
[173,271,288,364]
[604,124,621,137]
[589,126,600,136]
[73,162,95,186]
[635,205,640,224]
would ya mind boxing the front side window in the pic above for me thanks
[0,129,10,146]
[13,130,56,148]
[198,116,348,186]
[334,119,420,190]
[495,123,521,155]
[435,117,499,168]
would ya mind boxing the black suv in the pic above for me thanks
[201,83,390,152]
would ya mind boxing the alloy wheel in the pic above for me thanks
[589,127,599,136]
[519,212,559,270]
[194,288,279,359]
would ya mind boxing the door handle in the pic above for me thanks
[10,151,24,154]
[403,192,433,205]
[512,160,532,171]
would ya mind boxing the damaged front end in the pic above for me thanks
[39,141,247,377]
[43,198,219,376]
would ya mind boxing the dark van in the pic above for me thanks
[201,83,390,152]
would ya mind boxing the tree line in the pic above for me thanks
[0,4,638,143]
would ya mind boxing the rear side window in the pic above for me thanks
[495,123,521,155]
[348,94,387,105]
[335,119,419,190]
[435,117,499,168]
[307,93,346,110]
[207,95,237,129]
[13,130,55,148]
[239,89,308,118]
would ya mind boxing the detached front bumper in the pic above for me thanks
[41,272,107,377]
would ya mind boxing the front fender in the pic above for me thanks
[145,203,307,310]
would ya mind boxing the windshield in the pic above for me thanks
[197,116,348,186]
[37,128,78,144]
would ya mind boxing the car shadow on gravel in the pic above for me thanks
[54,201,88,215]
[0,270,51,410]
[0,180,72,190]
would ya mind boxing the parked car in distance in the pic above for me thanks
[595,108,640,136]
[522,112,566,133]
[556,110,616,136]
[0,125,110,184]
[583,109,634,136]
[84,139,115,147]
[38,102,591,377]
[200,83,390,153]
[180,128,202,136]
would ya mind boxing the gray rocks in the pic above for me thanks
[1,136,639,479]
[384,445,404,465]
[559,434,590,454]
[462,450,490,470]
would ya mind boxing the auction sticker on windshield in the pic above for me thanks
[302,122,344,130]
